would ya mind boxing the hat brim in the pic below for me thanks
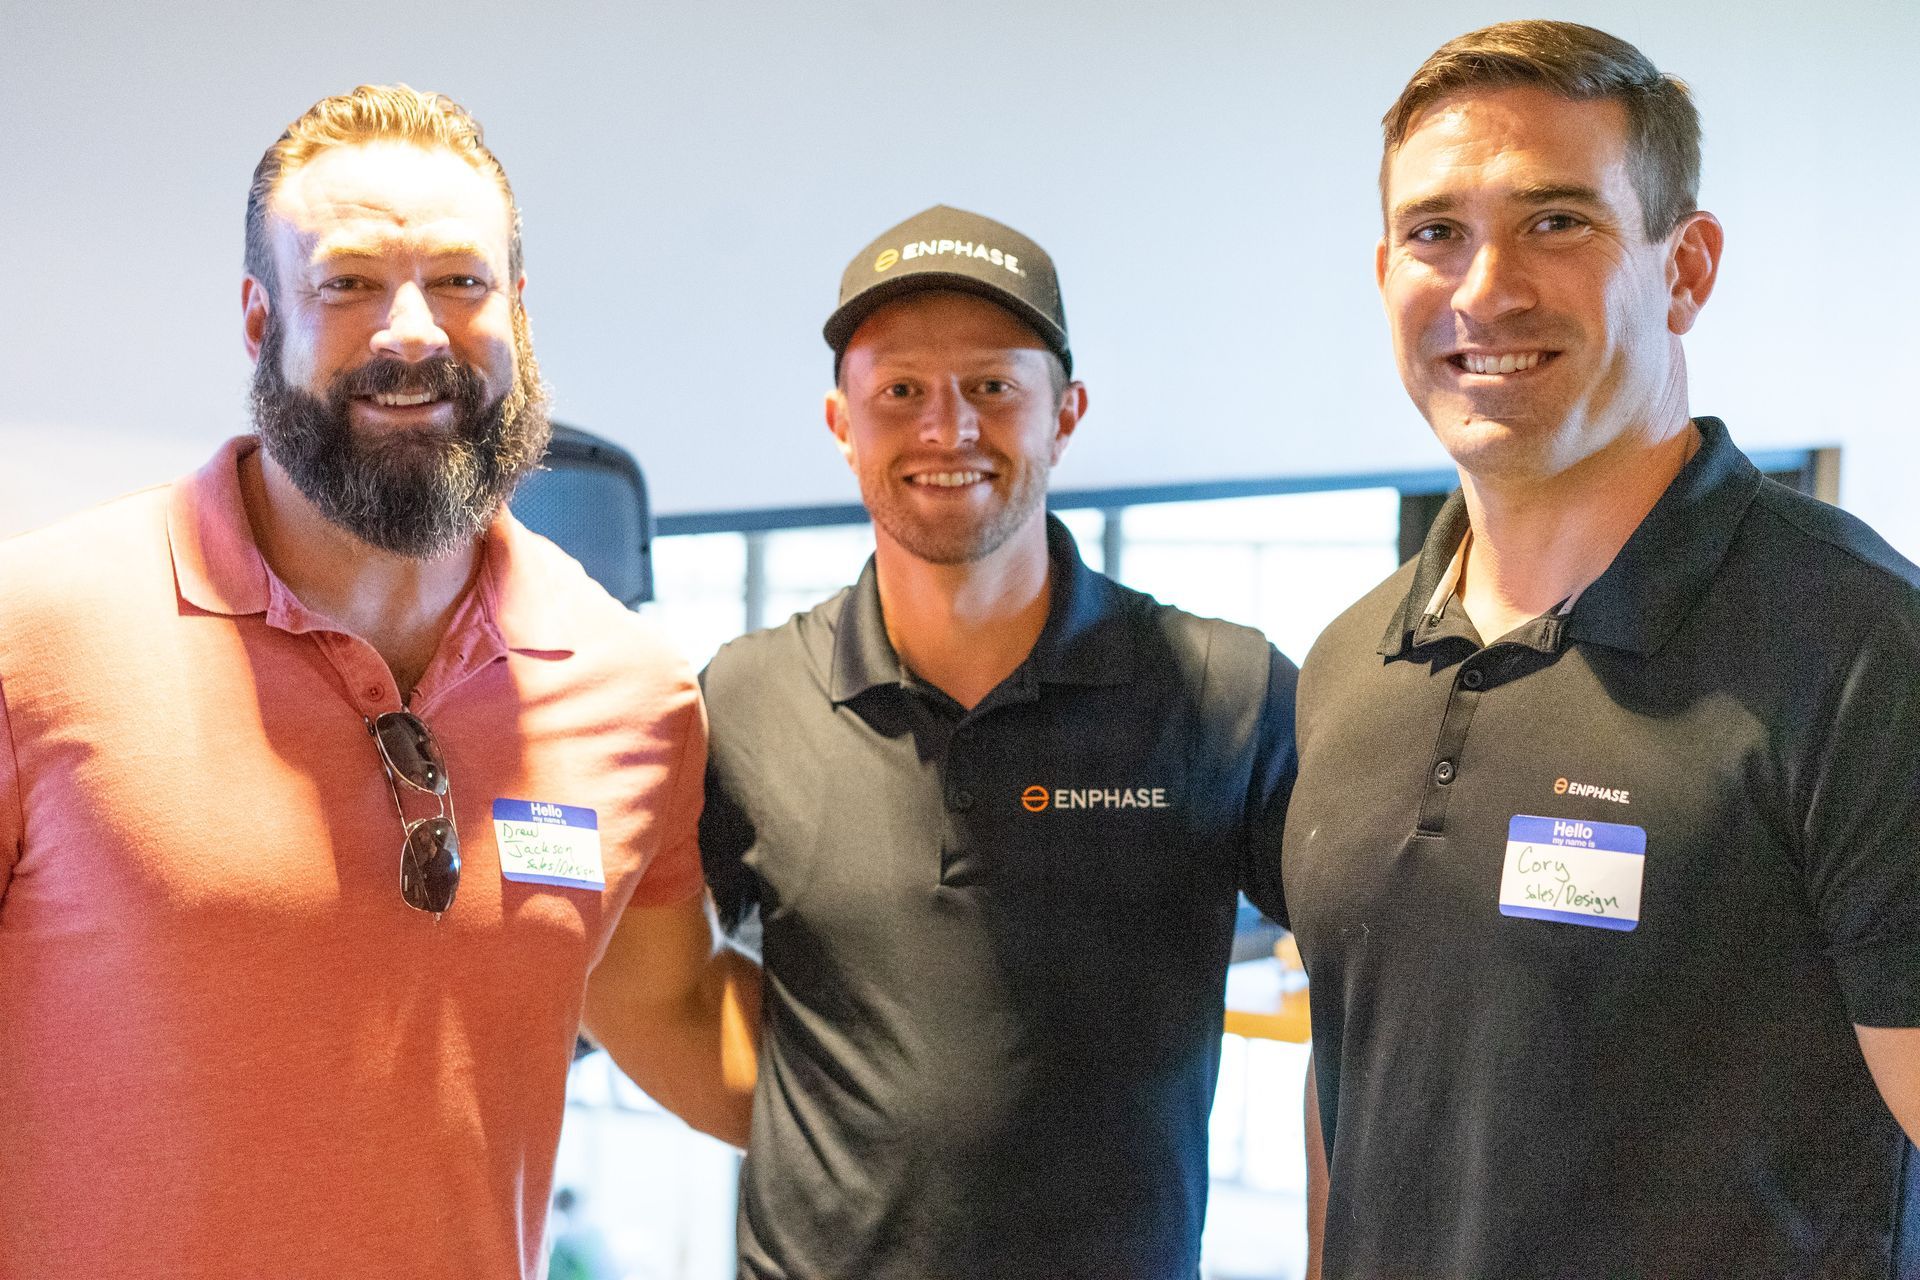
[823,272,1071,376]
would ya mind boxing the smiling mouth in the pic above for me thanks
[361,391,444,408]
[908,470,991,488]
[1450,351,1556,375]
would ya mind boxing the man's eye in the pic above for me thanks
[1409,224,1456,244]
[882,383,915,399]
[1534,213,1583,233]
[977,379,1012,395]
[440,275,486,290]
[319,277,372,293]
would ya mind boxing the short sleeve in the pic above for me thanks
[628,672,709,909]
[696,661,760,935]
[0,676,20,901]
[1240,645,1300,928]
[1804,605,1920,1026]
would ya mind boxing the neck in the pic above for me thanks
[1456,411,1698,644]
[874,515,1053,711]
[239,446,483,698]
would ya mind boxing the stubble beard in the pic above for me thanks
[249,306,552,560]
[862,457,1049,566]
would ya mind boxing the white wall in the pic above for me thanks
[5,0,1917,555]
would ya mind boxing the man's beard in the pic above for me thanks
[249,310,551,560]
[860,453,1049,566]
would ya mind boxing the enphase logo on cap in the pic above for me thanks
[874,248,900,272]
[1554,777,1570,795]
[1020,785,1050,812]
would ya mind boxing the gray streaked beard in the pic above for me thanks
[249,311,551,560]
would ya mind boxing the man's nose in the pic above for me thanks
[372,282,451,362]
[1453,241,1535,326]
[918,381,981,448]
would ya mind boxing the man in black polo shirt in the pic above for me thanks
[699,205,1298,1278]
[1286,20,1920,1279]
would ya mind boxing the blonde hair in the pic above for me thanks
[244,84,522,293]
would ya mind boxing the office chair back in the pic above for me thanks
[511,424,653,606]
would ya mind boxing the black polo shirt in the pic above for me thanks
[1285,418,1920,1279]
[700,516,1297,1280]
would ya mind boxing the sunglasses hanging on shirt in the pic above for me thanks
[368,710,461,917]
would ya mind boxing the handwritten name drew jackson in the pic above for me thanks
[1512,844,1622,916]
[499,822,597,880]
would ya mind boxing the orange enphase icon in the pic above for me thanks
[874,248,900,271]
[1020,785,1049,812]
[1554,777,1570,795]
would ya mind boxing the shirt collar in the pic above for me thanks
[1380,416,1761,660]
[1563,416,1760,655]
[166,434,576,655]
[167,436,273,617]
[830,513,1134,705]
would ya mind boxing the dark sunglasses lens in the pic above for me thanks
[400,817,461,913]
[376,713,448,796]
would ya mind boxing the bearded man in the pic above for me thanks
[0,85,757,1278]
[698,205,1299,1279]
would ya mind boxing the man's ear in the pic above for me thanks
[1666,211,1723,336]
[242,276,271,363]
[824,389,856,467]
[1050,381,1088,466]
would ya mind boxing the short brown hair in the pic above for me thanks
[244,84,522,295]
[1382,21,1700,240]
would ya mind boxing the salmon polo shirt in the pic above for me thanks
[0,437,706,1278]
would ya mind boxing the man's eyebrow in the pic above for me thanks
[1388,194,1455,226]
[1511,183,1608,207]
[1389,184,1616,228]
[308,240,494,264]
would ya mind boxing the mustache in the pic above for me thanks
[330,355,487,405]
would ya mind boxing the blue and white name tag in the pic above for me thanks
[1498,814,1645,931]
[492,799,605,891]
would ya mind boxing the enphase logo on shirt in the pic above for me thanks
[1554,776,1632,805]
[1020,784,1170,812]
[875,238,1024,276]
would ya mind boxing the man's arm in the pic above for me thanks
[1855,1025,1920,1147]
[0,678,22,905]
[581,890,761,1147]
[1305,1053,1327,1280]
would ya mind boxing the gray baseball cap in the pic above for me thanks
[823,204,1071,376]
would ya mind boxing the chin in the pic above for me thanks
[1430,412,1560,480]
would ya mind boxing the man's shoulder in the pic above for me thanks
[702,588,850,707]
[1299,558,1419,677]
[495,523,698,693]
[1742,478,1920,611]
[1112,576,1286,682]
[0,483,174,610]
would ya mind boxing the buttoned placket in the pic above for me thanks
[1409,610,1567,837]
[932,669,1042,882]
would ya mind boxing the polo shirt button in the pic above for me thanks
[364,685,383,702]
[1461,669,1484,690]
[1433,759,1456,785]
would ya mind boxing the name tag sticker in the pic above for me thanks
[493,799,604,891]
[1499,814,1645,931]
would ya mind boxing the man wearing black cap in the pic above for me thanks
[698,205,1300,1279]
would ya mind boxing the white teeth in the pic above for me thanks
[372,391,437,407]
[913,471,986,488]
[1461,351,1544,375]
